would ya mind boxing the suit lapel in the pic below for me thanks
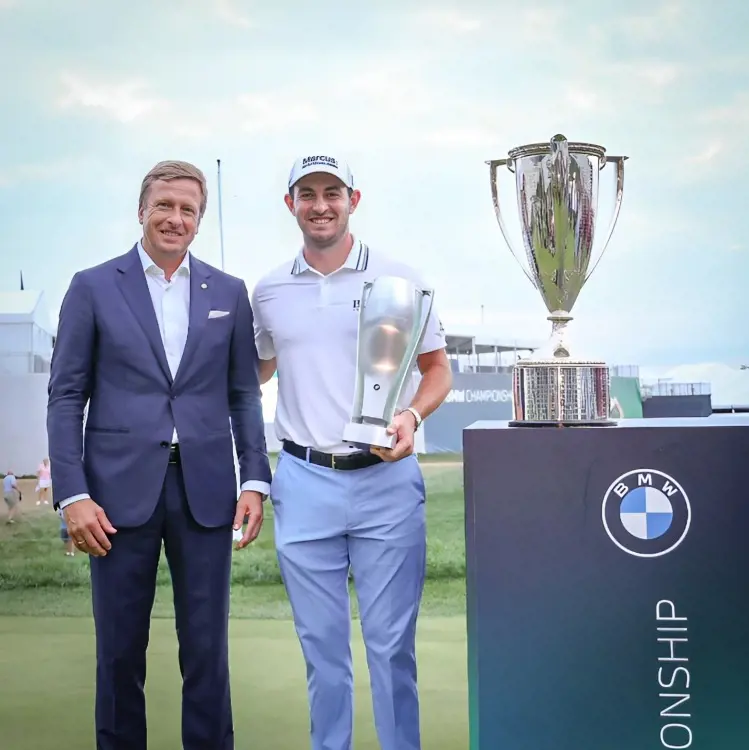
[174,257,212,384]
[116,245,173,384]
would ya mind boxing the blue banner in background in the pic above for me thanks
[425,372,513,453]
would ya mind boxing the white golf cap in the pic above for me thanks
[287,154,354,191]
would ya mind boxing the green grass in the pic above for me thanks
[0,462,468,616]
[0,616,469,749]
[0,462,470,748]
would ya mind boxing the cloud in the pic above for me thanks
[0,159,79,188]
[685,142,724,165]
[235,93,319,134]
[425,126,503,148]
[588,1,689,44]
[48,54,439,150]
[56,72,166,123]
[417,8,481,33]
[517,7,567,43]
[614,1,686,40]
[215,0,253,28]
[413,5,571,41]
[701,91,749,125]
[672,92,749,178]
[630,60,681,88]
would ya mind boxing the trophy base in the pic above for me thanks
[511,357,614,426]
[342,421,397,450]
[508,419,617,428]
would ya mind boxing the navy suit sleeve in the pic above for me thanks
[47,271,96,506]
[228,280,272,487]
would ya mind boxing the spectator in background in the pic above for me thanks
[36,457,52,505]
[58,507,75,556]
[3,470,21,524]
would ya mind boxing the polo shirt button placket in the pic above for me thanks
[319,276,329,306]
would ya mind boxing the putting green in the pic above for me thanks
[0,615,468,749]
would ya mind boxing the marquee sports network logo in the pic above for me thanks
[602,469,691,558]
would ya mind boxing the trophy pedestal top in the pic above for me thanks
[507,418,617,428]
[513,356,608,366]
[465,415,749,432]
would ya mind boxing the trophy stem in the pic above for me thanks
[547,310,573,359]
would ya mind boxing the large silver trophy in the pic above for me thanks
[342,276,434,449]
[487,134,627,426]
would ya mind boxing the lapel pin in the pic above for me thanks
[201,283,208,289]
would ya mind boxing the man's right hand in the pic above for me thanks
[64,499,117,556]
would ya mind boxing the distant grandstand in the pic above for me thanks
[444,328,537,375]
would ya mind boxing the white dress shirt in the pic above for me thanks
[59,242,268,509]
[139,242,190,444]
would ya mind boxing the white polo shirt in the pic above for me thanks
[251,239,446,454]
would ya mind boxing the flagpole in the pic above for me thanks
[217,159,226,272]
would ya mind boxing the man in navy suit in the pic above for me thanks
[47,160,272,749]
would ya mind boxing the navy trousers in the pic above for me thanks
[89,463,234,749]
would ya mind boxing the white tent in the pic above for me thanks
[0,290,55,375]
[0,290,54,475]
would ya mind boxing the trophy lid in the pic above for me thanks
[508,135,606,162]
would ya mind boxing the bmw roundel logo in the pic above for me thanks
[602,469,691,558]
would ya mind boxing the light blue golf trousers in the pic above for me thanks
[270,449,427,750]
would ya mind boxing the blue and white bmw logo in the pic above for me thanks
[602,469,691,557]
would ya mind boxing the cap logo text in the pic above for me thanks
[302,156,338,169]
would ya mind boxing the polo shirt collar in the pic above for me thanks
[290,238,369,275]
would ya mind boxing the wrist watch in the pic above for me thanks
[403,406,423,431]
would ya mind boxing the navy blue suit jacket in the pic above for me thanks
[47,244,272,528]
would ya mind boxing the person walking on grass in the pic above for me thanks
[3,470,21,524]
[57,507,75,556]
[36,456,52,505]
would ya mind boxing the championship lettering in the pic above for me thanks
[445,388,512,404]
[656,600,692,749]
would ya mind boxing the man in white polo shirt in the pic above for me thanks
[251,155,452,750]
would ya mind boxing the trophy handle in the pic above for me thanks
[361,281,374,306]
[486,158,536,286]
[417,289,434,341]
[585,155,627,282]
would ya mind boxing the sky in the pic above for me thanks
[1,0,747,371]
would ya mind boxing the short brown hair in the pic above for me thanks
[139,160,208,219]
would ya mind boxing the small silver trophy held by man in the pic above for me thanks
[487,134,627,426]
[342,275,434,449]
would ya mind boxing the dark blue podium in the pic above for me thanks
[463,416,749,750]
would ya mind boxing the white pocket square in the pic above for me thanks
[208,310,230,319]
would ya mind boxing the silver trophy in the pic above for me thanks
[487,133,627,426]
[342,275,434,449]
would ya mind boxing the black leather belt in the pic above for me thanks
[282,440,382,471]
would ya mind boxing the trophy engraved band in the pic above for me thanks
[486,134,627,426]
[342,275,434,449]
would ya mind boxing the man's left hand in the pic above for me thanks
[233,490,264,549]
[370,410,417,462]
